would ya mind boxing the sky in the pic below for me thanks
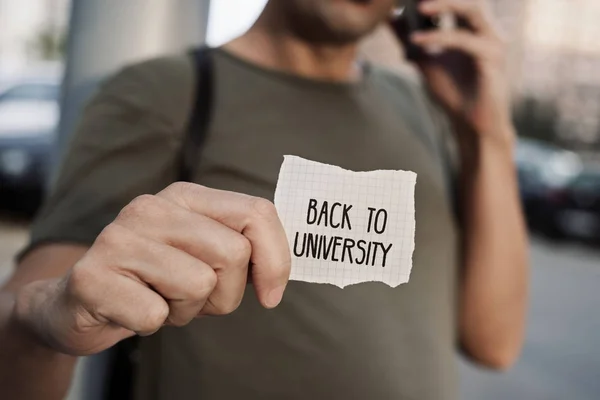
[207,0,267,46]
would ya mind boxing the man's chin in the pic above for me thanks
[283,0,389,45]
[322,0,391,40]
[325,19,384,45]
[299,22,379,46]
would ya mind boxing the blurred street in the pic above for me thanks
[461,237,600,400]
[0,218,599,399]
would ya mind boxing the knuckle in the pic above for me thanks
[213,297,242,316]
[95,224,126,250]
[186,269,218,301]
[223,236,252,268]
[167,181,189,194]
[138,301,169,333]
[250,197,278,220]
[224,298,243,314]
[167,315,191,328]
[203,270,219,293]
[167,181,202,198]
[66,264,96,301]
[121,194,158,220]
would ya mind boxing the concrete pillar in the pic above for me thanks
[58,2,210,399]
[55,0,210,172]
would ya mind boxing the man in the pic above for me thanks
[0,0,528,399]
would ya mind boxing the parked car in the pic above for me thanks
[540,165,600,240]
[515,138,582,233]
[0,78,60,200]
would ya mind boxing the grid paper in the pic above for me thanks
[274,155,417,288]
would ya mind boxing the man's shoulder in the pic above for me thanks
[369,63,452,131]
[369,63,428,102]
[130,52,193,80]
[108,52,194,89]
[96,52,196,129]
[368,63,455,157]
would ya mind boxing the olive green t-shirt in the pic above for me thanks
[26,48,459,400]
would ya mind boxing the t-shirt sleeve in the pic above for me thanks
[18,55,195,260]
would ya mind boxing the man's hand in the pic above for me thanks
[409,0,512,146]
[13,183,291,356]
[402,1,528,369]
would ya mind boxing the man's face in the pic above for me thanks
[273,0,399,45]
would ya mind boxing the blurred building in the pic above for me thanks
[0,0,70,84]
[488,0,529,95]
[493,0,600,146]
[360,0,600,147]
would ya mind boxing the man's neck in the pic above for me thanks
[223,13,361,83]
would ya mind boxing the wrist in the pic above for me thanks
[1,282,77,400]
[10,279,68,356]
[480,123,516,151]
[457,124,515,163]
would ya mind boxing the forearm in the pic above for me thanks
[457,128,529,369]
[0,283,77,400]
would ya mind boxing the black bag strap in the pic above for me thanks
[179,46,215,182]
[104,47,215,400]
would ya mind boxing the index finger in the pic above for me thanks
[157,183,291,309]
[419,0,498,38]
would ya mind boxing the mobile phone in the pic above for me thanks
[402,0,454,33]
[389,0,478,101]
[390,0,459,60]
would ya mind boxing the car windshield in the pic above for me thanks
[0,83,59,103]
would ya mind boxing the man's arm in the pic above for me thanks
[0,245,87,400]
[0,56,180,399]
[1,185,292,400]
[456,126,528,370]
[408,0,529,369]
[0,55,187,398]
[0,53,293,400]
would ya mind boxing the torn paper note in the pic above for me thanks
[274,155,417,288]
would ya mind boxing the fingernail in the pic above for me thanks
[266,284,286,308]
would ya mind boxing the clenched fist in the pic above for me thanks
[15,183,291,356]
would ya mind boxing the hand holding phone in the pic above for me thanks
[390,0,468,60]
[388,0,512,143]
